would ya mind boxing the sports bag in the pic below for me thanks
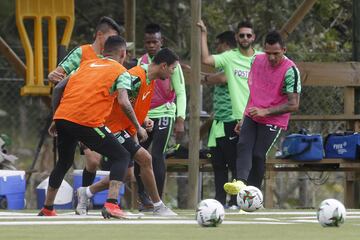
[324,132,360,160]
[280,134,323,161]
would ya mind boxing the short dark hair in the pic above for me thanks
[216,31,237,49]
[145,23,161,34]
[265,30,285,47]
[96,16,124,36]
[103,35,127,55]
[153,48,179,65]
[237,20,253,31]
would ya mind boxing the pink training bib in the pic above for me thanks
[245,53,296,129]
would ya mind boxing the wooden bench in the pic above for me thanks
[166,158,212,172]
[165,158,212,201]
[265,158,360,208]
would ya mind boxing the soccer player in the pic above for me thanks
[76,48,179,216]
[48,16,124,84]
[224,31,301,193]
[135,23,187,210]
[38,35,147,219]
[47,16,126,190]
[201,30,238,208]
[197,19,259,196]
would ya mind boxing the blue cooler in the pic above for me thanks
[73,170,125,206]
[0,170,26,209]
[36,177,73,209]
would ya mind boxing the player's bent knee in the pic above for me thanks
[134,148,153,169]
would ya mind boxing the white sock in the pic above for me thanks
[86,187,94,198]
[153,201,163,207]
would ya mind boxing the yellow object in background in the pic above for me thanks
[16,0,74,96]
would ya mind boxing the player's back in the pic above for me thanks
[54,58,127,127]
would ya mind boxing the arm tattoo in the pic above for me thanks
[267,93,300,115]
[117,88,140,130]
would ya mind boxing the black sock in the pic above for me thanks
[44,205,54,210]
[106,198,118,204]
[82,168,96,187]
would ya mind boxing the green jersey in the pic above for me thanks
[59,47,83,75]
[59,46,101,75]
[115,65,150,101]
[213,48,259,120]
[284,65,302,93]
[212,69,234,122]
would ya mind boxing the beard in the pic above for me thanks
[238,42,252,50]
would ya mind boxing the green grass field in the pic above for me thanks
[1,209,359,240]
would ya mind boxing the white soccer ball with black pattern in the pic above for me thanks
[317,199,346,227]
[237,186,263,212]
[196,199,225,227]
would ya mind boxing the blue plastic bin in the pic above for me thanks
[0,170,26,210]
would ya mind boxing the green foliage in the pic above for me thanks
[0,0,353,61]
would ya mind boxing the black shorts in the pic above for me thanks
[100,130,140,170]
[115,130,141,158]
[54,119,130,182]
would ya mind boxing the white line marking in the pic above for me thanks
[288,220,319,223]
[254,218,281,221]
[0,220,295,226]
[226,211,360,215]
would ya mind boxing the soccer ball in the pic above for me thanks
[317,199,346,227]
[237,186,263,212]
[196,199,225,227]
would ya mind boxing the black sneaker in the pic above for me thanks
[137,192,154,212]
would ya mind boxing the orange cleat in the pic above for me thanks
[101,202,127,219]
[38,207,57,216]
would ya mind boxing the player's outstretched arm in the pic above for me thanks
[197,20,215,66]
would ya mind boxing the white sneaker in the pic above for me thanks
[153,204,177,217]
[75,187,89,215]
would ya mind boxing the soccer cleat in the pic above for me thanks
[38,208,57,216]
[153,204,177,217]
[137,192,154,212]
[101,202,127,219]
[223,179,246,195]
[75,187,89,215]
